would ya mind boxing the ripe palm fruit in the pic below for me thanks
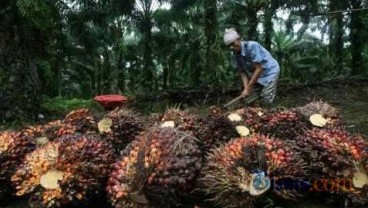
[198,134,307,208]
[106,127,202,208]
[98,107,146,153]
[194,107,238,151]
[57,108,98,137]
[0,131,36,203]
[295,100,341,127]
[256,110,308,140]
[11,134,115,208]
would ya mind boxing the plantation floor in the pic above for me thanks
[2,79,368,208]
[130,78,368,136]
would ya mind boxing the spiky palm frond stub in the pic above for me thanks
[295,100,341,127]
[107,127,202,208]
[57,108,98,137]
[11,135,115,208]
[99,107,146,153]
[0,131,36,202]
[198,134,307,208]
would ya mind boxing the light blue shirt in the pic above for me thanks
[233,41,280,87]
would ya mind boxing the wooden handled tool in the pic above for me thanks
[223,95,244,108]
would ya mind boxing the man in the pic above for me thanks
[224,28,280,105]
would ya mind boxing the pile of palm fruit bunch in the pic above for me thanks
[0,131,36,202]
[106,127,202,208]
[198,134,308,208]
[11,134,115,208]
[231,101,342,141]
[230,106,308,141]
[97,107,147,153]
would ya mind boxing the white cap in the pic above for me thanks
[223,28,240,45]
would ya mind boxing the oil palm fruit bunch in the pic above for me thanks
[98,107,146,153]
[41,120,63,141]
[11,134,115,208]
[159,107,199,133]
[233,107,268,133]
[349,135,368,205]
[106,127,202,208]
[194,107,238,150]
[255,109,308,140]
[198,134,307,208]
[57,108,98,137]
[0,131,36,203]
[296,128,361,179]
[298,128,368,205]
[22,120,63,146]
[295,100,341,128]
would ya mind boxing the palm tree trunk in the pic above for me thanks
[204,0,218,81]
[264,2,277,50]
[350,0,364,75]
[329,0,344,74]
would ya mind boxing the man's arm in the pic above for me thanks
[238,69,249,89]
[238,69,251,97]
[246,63,263,92]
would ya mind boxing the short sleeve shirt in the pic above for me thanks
[233,41,280,87]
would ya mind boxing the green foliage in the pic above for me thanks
[16,0,56,30]
[40,97,103,116]
[1,0,368,123]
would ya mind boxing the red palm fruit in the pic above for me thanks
[107,127,202,208]
[198,134,307,208]
[11,134,115,208]
[0,131,36,203]
[99,107,146,153]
